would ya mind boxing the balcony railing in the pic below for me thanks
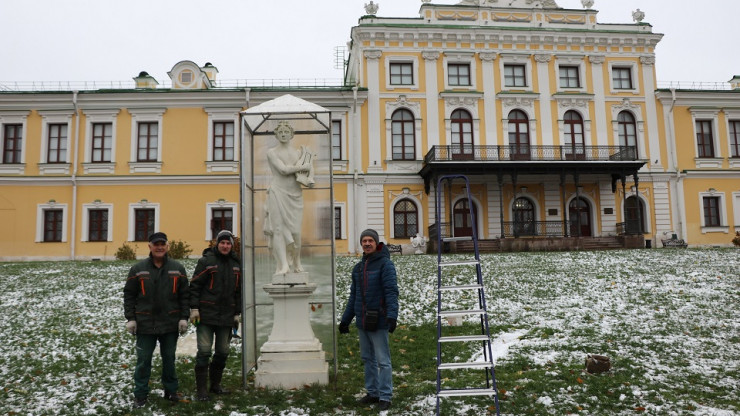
[424,145,637,163]
[502,221,567,237]
[616,220,643,236]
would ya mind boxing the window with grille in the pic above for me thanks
[391,109,415,160]
[3,124,22,164]
[393,199,418,238]
[334,207,342,240]
[448,63,471,86]
[390,62,413,85]
[695,120,715,158]
[88,209,108,242]
[47,124,68,163]
[612,67,633,89]
[504,64,527,87]
[332,120,342,160]
[137,122,158,162]
[559,66,580,88]
[91,122,112,163]
[210,208,233,239]
[703,196,721,227]
[618,111,638,157]
[43,209,64,242]
[213,121,235,161]
[730,120,740,158]
[134,208,155,241]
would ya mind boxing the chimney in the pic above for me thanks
[133,71,159,89]
[729,75,740,90]
[201,62,219,83]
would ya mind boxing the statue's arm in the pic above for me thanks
[267,150,300,175]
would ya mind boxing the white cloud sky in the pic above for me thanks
[0,0,738,86]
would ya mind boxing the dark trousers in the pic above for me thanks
[133,332,179,398]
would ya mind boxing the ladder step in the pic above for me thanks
[442,236,473,242]
[439,260,479,267]
[438,388,497,397]
[439,335,489,342]
[439,309,484,317]
[439,284,482,291]
[439,361,492,370]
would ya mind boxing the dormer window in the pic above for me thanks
[180,71,193,84]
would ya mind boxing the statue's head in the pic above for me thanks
[274,121,294,141]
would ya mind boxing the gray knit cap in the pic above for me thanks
[360,228,379,244]
[216,229,234,246]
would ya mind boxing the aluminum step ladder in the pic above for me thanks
[435,174,500,416]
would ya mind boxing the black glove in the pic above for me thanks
[387,318,397,334]
[338,322,350,334]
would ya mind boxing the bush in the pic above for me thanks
[114,242,137,260]
[168,239,193,259]
[733,231,740,247]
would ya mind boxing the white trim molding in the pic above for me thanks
[36,202,68,242]
[128,108,166,173]
[81,202,114,242]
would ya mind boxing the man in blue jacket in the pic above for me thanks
[339,229,399,411]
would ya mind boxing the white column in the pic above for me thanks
[641,56,662,171]
[365,50,383,173]
[598,181,617,236]
[589,55,609,146]
[423,51,441,149]
[365,178,387,242]
[480,52,498,145]
[487,181,501,238]
[652,180,673,241]
[534,54,553,145]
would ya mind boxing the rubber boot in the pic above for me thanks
[209,361,230,395]
[195,365,210,401]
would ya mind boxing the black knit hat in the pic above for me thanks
[216,230,234,246]
[360,228,379,244]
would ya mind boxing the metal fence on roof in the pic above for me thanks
[0,78,347,92]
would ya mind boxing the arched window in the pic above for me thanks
[391,109,415,160]
[564,110,585,160]
[508,110,530,160]
[393,199,418,238]
[450,109,474,160]
[617,111,638,158]
[624,196,645,234]
[453,198,477,237]
[569,197,591,237]
[513,197,535,236]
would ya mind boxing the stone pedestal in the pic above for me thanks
[255,272,328,389]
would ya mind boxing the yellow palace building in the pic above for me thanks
[1,1,739,261]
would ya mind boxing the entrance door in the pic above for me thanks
[569,197,591,237]
[453,198,477,237]
[624,196,645,234]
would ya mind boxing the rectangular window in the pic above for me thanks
[137,122,158,162]
[44,209,64,242]
[703,196,721,227]
[448,63,471,86]
[91,122,112,163]
[47,124,68,163]
[134,208,155,241]
[88,209,108,242]
[559,66,580,88]
[504,64,527,87]
[3,124,22,164]
[612,67,633,89]
[696,120,715,158]
[390,62,413,85]
[210,208,233,239]
[334,207,341,240]
[730,120,740,158]
[213,121,235,161]
[331,120,342,160]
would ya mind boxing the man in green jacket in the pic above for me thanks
[189,229,242,401]
[123,232,189,409]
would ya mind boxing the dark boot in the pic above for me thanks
[195,365,210,401]
[209,361,230,395]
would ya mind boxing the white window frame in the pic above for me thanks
[128,201,160,242]
[733,191,740,227]
[689,108,722,168]
[81,202,114,242]
[39,110,74,174]
[555,55,586,93]
[388,193,424,240]
[724,109,740,168]
[205,201,239,241]
[205,108,240,172]
[499,53,533,92]
[610,99,646,158]
[129,108,165,173]
[36,202,68,242]
[385,96,423,168]
[698,191,728,233]
[608,61,639,94]
[83,109,119,174]
[443,52,476,90]
[0,110,30,174]
[385,57,419,90]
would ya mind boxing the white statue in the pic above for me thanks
[263,121,315,275]
[632,8,645,23]
[364,1,379,15]
[410,233,428,255]
[581,0,593,9]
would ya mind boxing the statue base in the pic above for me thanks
[255,272,329,389]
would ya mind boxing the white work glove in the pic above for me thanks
[189,309,200,325]
[126,320,137,335]
[178,319,188,335]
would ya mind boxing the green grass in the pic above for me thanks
[0,249,738,415]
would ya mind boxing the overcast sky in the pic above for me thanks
[1,0,738,87]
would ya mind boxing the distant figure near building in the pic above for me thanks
[263,121,315,275]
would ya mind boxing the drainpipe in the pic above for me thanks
[666,88,685,239]
[70,91,80,260]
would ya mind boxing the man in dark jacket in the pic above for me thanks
[189,229,242,401]
[339,229,399,411]
[123,232,189,409]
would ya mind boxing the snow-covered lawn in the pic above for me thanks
[0,249,738,415]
